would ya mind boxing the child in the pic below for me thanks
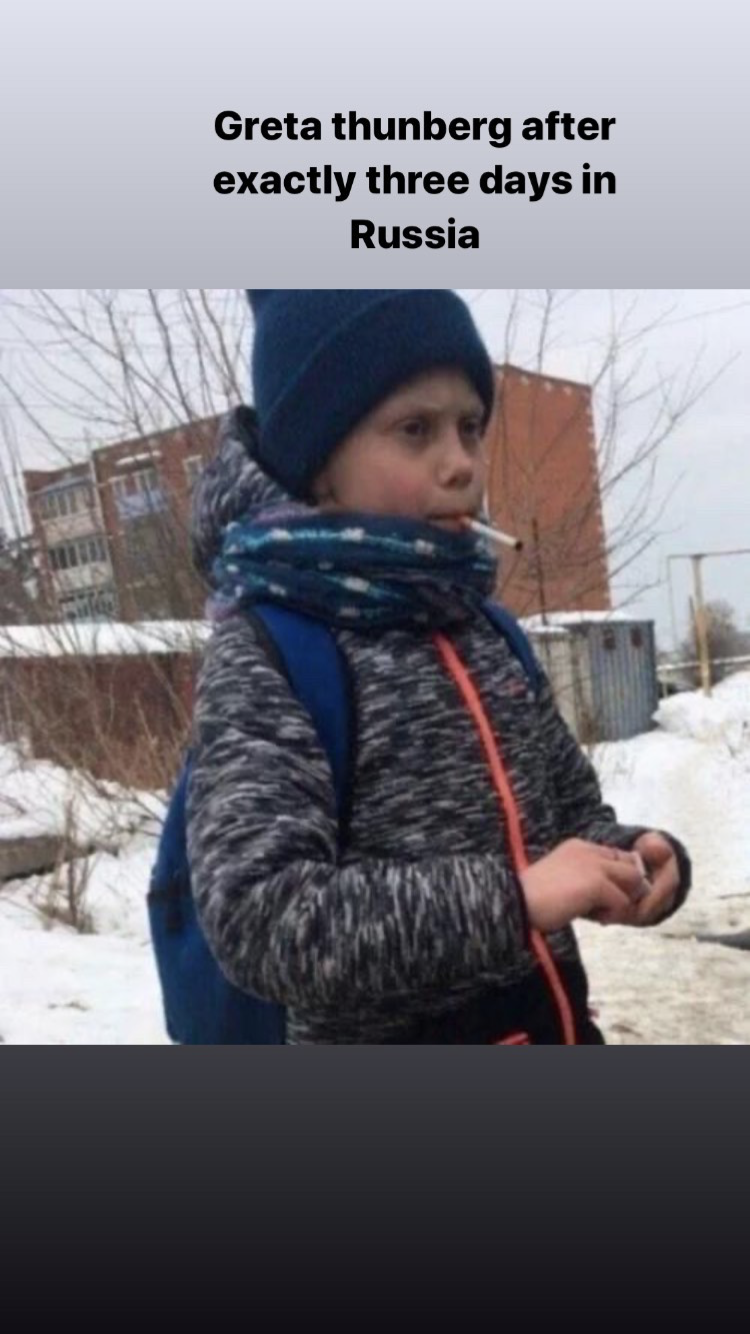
[186,289,690,1044]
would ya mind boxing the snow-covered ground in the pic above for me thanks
[0,747,168,1043]
[580,672,750,1043]
[1,672,749,1045]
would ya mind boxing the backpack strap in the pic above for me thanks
[248,602,534,822]
[481,601,542,697]
[193,601,531,843]
[250,603,355,844]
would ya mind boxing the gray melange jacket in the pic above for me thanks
[186,409,690,1044]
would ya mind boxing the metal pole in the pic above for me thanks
[690,554,712,696]
[666,555,679,653]
[665,547,750,692]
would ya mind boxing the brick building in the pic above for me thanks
[24,417,220,622]
[486,364,610,617]
[24,461,117,621]
[92,417,217,621]
[24,366,611,625]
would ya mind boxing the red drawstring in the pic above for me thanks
[433,632,578,1046]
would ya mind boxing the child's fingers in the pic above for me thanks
[634,855,679,924]
[596,844,631,863]
[597,845,648,891]
[601,856,650,902]
[634,880,677,926]
[649,854,679,897]
[634,832,672,868]
[590,877,639,926]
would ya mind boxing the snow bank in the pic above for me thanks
[0,620,210,659]
[654,669,750,750]
[0,741,164,846]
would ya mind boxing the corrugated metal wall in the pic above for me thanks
[528,619,658,742]
[526,630,580,737]
[586,620,659,741]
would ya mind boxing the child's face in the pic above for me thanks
[311,369,489,530]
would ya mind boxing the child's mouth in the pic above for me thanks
[429,513,473,532]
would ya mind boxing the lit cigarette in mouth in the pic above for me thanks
[462,517,524,552]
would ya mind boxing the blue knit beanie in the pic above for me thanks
[246,289,495,498]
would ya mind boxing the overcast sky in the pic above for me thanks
[461,290,750,649]
[1,288,748,649]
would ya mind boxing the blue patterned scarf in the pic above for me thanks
[212,502,498,632]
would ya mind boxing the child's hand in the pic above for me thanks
[519,839,648,933]
[630,832,680,926]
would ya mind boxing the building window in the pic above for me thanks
[184,456,203,489]
[38,482,94,517]
[58,587,117,621]
[113,467,166,519]
[113,467,160,498]
[49,536,109,572]
[38,483,93,521]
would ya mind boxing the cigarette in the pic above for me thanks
[632,851,652,902]
[463,517,524,552]
[633,852,652,883]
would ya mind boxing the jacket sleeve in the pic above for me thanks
[186,616,530,1012]
[536,668,691,921]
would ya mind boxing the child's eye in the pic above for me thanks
[461,416,485,444]
[399,417,430,441]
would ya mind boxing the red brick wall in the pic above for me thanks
[485,365,611,617]
[0,651,198,790]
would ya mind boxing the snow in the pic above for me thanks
[0,904,166,1045]
[0,620,210,659]
[113,452,161,466]
[578,929,750,1045]
[0,743,169,1041]
[0,741,163,845]
[577,671,750,1042]
[654,669,750,749]
[0,831,169,1043]
[522,610,631,630]
[1,673,749,1045]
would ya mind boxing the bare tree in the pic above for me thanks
[484,289,726,617]
[679,597,750,685]
[0,291,250,813]
[0,289,249,622]
[1,288,725,624]
[0,527,45,624]
[0,289,247,447]
[0,288,727,811]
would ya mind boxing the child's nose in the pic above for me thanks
[437,430,478,488]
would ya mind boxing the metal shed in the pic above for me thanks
[523,613,659,743]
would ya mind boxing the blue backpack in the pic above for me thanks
[148,601,540,1044]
